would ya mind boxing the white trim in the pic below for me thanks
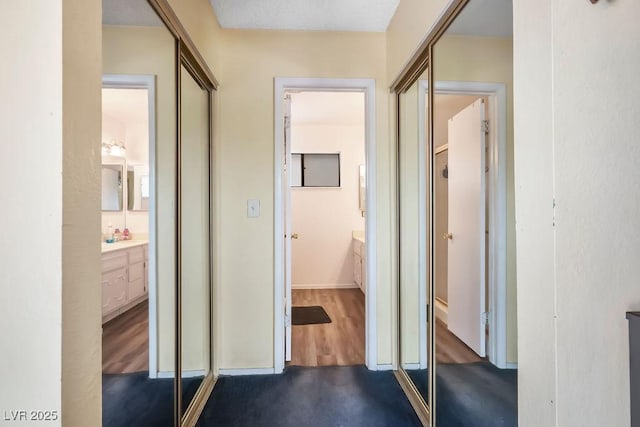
[157,369,207,379]
[218,368,276,376]
[292,283,359,290]
[102,74,159,378]
[435,298,448,324]
[402,363,422,370]
[418,81,428,370]
[376,364,394,371]
[274,77,378,372]
[420,80,509,369]
[505,362,518,370]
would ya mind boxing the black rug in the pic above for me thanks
[406,362,517,427]
[292,306,331,325]
[102,371,203,427]
[197,365,421,427]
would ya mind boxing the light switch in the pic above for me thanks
[247,199,260,218]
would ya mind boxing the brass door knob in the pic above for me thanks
[291,233,299,239]
[442,232,453,240]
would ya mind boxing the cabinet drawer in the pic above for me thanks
[129,261,144,282]
[102,253,127,273]
[128,246,145,264]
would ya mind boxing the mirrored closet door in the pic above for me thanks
[396,69,431,424]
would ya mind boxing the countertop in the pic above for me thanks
[352,230,365,244]
[101,239,148,254]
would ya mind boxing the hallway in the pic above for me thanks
[198,366,421,427]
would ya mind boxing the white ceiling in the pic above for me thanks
[291,92,365,126]
[209,0,400,32]
[447,0,513,38]
[102,88,148,127]
[102,0,163,26]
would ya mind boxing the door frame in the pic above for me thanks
[420,80,509,368]
[102,74,159,377]
[274,77,377,372]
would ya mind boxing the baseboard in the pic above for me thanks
[218,368,276,376]
[376,364,394,371]
[401,363,421,370]
[102,295,148,324]
[292,283,358,290]
[506,362,518,370]
[156,369,206,379]
[435,298,448,324]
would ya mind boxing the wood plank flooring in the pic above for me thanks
[435,319,483,364]
[102,300,149,374]
[289,288,365,367]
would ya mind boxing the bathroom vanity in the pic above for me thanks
[101,240,149,323]
[352,231,366,294]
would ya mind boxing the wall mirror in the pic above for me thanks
[101,0,218,426]
[179,62,212,419]
[101,164,124,211]
[431,0,516,424]
[127,164,150,211]
[395,68,430,424]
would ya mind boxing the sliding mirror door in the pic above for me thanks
[101,0,177,425]
[431,0,517,424]
[396,69,430,423]
[179,62,212,419]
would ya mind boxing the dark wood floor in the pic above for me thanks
[435,319,483,364]
[289,288,365,367]
[102,300,149,374]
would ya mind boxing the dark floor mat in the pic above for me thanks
[292,306,331,325]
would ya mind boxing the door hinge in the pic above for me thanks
[482,311,489,324]
[481,120,489,135]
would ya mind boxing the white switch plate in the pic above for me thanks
[247,199,260,218]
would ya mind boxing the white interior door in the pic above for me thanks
[447,98,486,357]
[284,93,293,361]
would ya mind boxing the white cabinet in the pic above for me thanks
[102,243,149,323]
[353,238,366,294]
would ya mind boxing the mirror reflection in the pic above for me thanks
[398,70,429,406]
[432,0,517,424]
[128,164,150,211]
[101,164,123,211]
[180,64,211,415]
[101,0,177,425]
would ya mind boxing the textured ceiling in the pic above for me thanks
[447,0,513,38]
[210,0,400,32]
[291,92,365,126]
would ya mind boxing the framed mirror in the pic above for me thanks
[127,164,150,211]
[101,164,123,211]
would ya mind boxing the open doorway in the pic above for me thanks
[286,91,366,367]
[433,93,489,364]
[420,81,510,369]
[274,78,377,372]
[100,78,155,376]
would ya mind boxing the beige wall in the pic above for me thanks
[434,35,517,363]
[386,0,448,83]
[61,0,103,423]
[1,0,102,423]
[102,25,177,373]
[291,123,365,286]
[167,0,223,75]
[515,1,640,425]
[216,30,391,369]
[0,2,65,421]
